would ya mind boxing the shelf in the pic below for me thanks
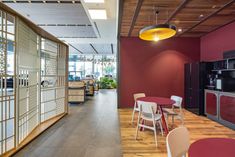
[212,69,235,71]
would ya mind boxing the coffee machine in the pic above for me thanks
[206,74,216,90]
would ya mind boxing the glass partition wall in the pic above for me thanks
[0,9,68,156]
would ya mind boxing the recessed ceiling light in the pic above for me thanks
[84,0,104,3]
[178,28,182,32]
[199,14,204,18]
[212,5,216,9]
[88,9,107,20]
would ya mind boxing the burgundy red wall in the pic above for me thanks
[120,37,200,108]
[201,21,235,61]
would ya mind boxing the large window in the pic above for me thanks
[69,55,117,79]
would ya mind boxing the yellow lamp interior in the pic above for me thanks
[139,27,176,41]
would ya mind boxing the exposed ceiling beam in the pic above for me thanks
[179,0,235,36]
[111,44,114,54]
[201,17,235,37]
[128,0,144,37]
[165,0,190,24]
[118,0,124,39]
[90,44,99,54]
[68,43,83,54]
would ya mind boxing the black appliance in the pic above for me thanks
[184,62,212,115]
[220,71,235,92]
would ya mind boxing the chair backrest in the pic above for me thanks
[138,101,157,115]
[166,126,190,157]
[171,95,183,108]
[133,93,146,102]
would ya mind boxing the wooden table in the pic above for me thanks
[137,96,175,135]
[188,138,235,157]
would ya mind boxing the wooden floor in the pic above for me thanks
[119,109,235,157]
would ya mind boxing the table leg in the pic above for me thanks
[159,105,169,135]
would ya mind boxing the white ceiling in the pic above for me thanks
[5,0,118,55]
[69,43,116,55]
[40,25,97,38]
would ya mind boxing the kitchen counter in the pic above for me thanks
[205,89,235,130]
[205,89,235,94]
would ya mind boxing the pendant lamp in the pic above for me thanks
[139,10,176,42]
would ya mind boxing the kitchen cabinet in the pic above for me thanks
[205,90,218,117]
[205,89,235,129]
[220,94,235,127]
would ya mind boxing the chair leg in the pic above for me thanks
[165,114,169,128]
[172,115,174,125]
[131,109,136,124]
[158,121,163,136]
[135,123,139,140]
[135,115,140,140]
[181,116,184,125]
[142,119,145,131]
[153,121,158,147]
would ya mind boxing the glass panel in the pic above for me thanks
[2,121,5,140]
[6,136,14,151]
[9,99,14,119]
[2,140,5,153]
[0,11,2,31]
[6,119,14,138]
[7,34,14,42]
[2,12,6,32]
[6,14,14,34]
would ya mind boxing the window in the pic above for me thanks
[68,55,117,79]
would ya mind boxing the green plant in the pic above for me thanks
[111,81,117,88]
[99,77,117,89]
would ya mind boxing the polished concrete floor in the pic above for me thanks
[13,89,122,157]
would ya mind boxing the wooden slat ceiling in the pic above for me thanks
[120,0,235,37]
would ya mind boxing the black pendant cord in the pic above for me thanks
[155,10,159,25]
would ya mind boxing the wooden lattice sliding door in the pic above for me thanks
[0,10,15,154]
[16,19,40,143]
[56,44,67,115]
[0,6,68,156]
[40,39,67,122]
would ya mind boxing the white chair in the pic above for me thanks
[166,126,190,157]
[135,101,163,147]
[163,95,184,125]
[131,93,146,123]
